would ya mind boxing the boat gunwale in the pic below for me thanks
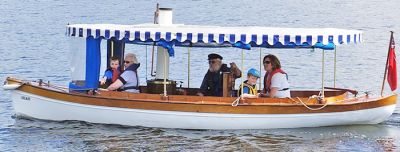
[6,77,395,107]
[12,79,354,105]
[7,77,397,115]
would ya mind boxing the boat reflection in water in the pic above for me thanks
[7,117,400,151]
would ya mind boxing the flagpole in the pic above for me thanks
[380,31,394,96]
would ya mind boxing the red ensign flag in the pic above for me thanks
[387,34,397,91]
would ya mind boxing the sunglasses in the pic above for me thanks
[208,60,218,64]
[124,61,132,64]
[263,61,271,65]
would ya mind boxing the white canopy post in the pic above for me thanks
[240,48,244,99]
[334,46,337,88]
[259,47,262,91]
[187,46,191,89]
[321,49,325,99]
[145,45,148,81]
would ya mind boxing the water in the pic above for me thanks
[1,0,400,151]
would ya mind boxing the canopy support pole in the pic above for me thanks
[259,47,262,91]
[241,48,244,99]
[187,45,191,89]
[145,45,148,81]
[110,41,114,57]
[150,4,159,77]
[334,46,337,88]
[150,44,156,77]
[321,49,325,99]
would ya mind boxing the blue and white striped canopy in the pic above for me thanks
[66,23,362,50]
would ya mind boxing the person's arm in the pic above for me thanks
[268,87,279,98]
[268,73,286,98]
[241,93,259,98]
[229,62,241,78]
[107,79,123,91]
[197,73,208,96]
[240,87,259,98]
[100,70,112,85]
[107,71,129,91]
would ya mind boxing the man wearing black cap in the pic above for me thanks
[197,53,241,96]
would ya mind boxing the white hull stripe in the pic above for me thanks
[12,90,394,129]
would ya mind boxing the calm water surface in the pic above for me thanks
[1,0,400,151]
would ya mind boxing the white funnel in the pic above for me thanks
[155,8,173,80]
[157,8,173,25]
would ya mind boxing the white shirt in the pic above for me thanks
[270,73,290,98]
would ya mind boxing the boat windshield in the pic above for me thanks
[69,37,86,87]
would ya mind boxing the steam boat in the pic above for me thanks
[3,7,397,129]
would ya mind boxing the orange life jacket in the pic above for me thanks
[263,68,287,94]
[111,68,120,82]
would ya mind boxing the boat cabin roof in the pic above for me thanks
[67,23,362,50]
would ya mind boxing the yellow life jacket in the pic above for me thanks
[238,81,257,96]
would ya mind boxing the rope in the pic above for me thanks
[294,95,329,111]
[293,91,369,111]
[331,94,368,103]
[231,97,240,107]
[232,90,366,108]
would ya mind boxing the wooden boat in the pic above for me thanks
[3,7,397,129]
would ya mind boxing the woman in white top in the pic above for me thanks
[262,54,291,98]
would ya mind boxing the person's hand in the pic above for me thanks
[98,88,108,91]
[196,92,204,96]
[230,62,237,69]
[230,62,241,78]
[259,93,267,97]
[241,93,259,98]
[99,78,106,85]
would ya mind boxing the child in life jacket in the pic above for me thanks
[237,68,260,98]
[100,57,121,87]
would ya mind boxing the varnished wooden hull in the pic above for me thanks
[5,78,398,129]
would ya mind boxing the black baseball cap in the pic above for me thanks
[208,53,223,60]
